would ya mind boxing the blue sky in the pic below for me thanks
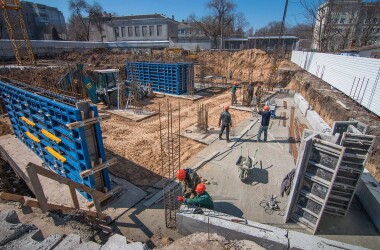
[26,0,309,31]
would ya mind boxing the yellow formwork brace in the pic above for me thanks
[20,116,35,127]
[25,132,40,143]
[45,146,66,163]
[40,129,61,144]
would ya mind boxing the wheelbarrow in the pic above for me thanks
[236,148,258,181]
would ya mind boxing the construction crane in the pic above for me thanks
[0,0,36,65]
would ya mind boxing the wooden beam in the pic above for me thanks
[26,163,106,199]
[0,192,105,219]
[80,158,117,178]
[66,114,111,130]
[26,164,49,213]
[69,185,80,209]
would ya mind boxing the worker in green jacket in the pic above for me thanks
[231,81,241,105]
[177,183,214,210]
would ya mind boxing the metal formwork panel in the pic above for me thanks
[286,138,345,234]
[0,81,111,200]
[126,62,194,95]
[325,132,376,216]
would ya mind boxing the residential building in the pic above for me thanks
[89,14,178,42]
[0,1,66,40]
[312,0,380,52]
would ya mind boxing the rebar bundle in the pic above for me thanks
[196,103,208,133]
[126,82,143,114]
[159,101,181,228]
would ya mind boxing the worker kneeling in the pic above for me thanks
[177,184,214,210]
[176,168,201,198]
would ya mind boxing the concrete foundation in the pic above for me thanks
[177,207,288,250]
[356,169,380,231]
[104,109,158,122]
[181,125,220,145]
[177,206,367,250]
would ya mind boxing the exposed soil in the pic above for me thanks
[287,69,380,181]
[102,89,251,186]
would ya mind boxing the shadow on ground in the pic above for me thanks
[214,201,243,218]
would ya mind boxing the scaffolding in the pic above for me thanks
[159,101,181,228]
[0,0,36,65]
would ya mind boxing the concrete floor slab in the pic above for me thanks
[181,125,219,145]
[104,109,158,122]
[179,95,380,249]
[154,92,204,101]
[230,105,254,112]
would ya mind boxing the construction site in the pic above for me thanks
[1,1,380,250]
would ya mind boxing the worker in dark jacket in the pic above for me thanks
[231,81,241,105]
[247,82,255,106]
[219,105,232,142]
[257,105,271,142]
[176,168,201,198]
[178,184,214,210]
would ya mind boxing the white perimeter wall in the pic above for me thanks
[291,51,380,116]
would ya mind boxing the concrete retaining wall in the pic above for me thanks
[294,93,331,133]
[177,206,367,250]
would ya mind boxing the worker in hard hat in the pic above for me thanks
[219,105,232,142]
[177,183,214,210]
[257,105,271,142]
[176,168,201,198]
[231,81,241,105]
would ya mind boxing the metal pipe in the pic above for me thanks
[356,77,365,101]
[360,78,370,105]
[349,77,356,97]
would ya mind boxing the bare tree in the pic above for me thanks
[245,27,254,37]
[356,1,380,46]
[67,0,104,41]
[189,0,248,48]
[255,21,283,36]
[288,23,314,39]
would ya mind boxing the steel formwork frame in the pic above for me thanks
[126,62,194,95]
[0,81,111,200]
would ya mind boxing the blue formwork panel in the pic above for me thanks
[0,81,111,200]
[126,62,194,95]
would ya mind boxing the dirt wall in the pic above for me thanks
[287,70,380,181]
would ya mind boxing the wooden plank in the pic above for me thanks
[0,192,104,218]
[80,158,117,178]
[27,163,105,199]
[26,164,49,213]
[69,185,80,209]
[66,114,110,130]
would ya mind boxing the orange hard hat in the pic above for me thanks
[224,105,229,110]
[195,183,206,193]
[263,105,270,111]
[176,169,186,181]
[233,81,238,85]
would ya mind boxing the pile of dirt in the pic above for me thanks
[196,49,292,84]
[287,71,380,181]
[156,232,264,250]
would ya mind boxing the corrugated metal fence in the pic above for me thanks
[291,51,380,116]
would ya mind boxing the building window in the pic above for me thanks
[157,25,162,36]
[142,26,147,37]
[128,26,133,36]
[149,26,154,36]
[121,27,126,37]
[135,26,140,36]
[114,27,120,37]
